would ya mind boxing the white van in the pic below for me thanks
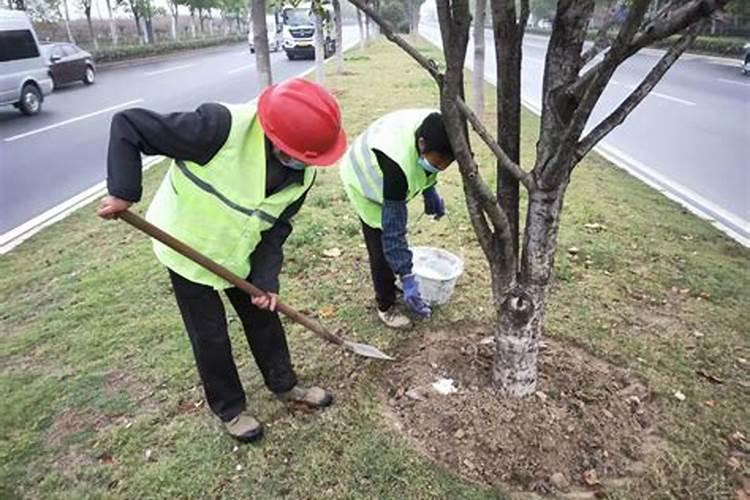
[0,9,54,115]
[248,14,283,53]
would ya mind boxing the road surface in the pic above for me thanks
[0,26,360,250]
[419,23,749,246]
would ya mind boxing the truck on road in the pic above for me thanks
[278,2,336,61]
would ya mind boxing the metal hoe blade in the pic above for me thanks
[343,340,395,360]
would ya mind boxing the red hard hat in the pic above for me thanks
[258,78,347,166]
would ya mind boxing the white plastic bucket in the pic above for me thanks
[411,246,464,306]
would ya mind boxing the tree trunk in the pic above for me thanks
[105,0,118,46]
[494,184,566,397]
[356,8,366,50]
[491,1,523,260]
[134,12,142,42]
[314,11,325,83]
[170,1,179,40]
[471,0,486,117]
[333,0,344,73]
[85,8,99,49]
[62,0,75,43]
[190,9,197,38]
[364,2,370,42]
[251,0,273,89]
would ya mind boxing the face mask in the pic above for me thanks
[418,156,440,174]
[274,148,307,170]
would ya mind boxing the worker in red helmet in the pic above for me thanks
[97,78,347,443]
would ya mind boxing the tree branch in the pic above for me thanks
[575,25,700,162]
[347,0,443,84]
[456,97,534,191]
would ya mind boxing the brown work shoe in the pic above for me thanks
[276,385,333,408]
[223,412,263,443]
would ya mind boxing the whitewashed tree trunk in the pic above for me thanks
[190,10,197,38]
[471,0,485,117]
[333,0,344,73]
[251,0,272,89]
[62,0,75,43]
[314,11,325,83]
[170,1,179,40]
[105,0,118,45]
[356,8,366,50]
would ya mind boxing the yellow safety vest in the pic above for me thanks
[146,102,316,289]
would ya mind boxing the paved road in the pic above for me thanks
[0,26,360,244]
[420,23,749,245]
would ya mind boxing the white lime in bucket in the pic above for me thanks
[410,246,464,306]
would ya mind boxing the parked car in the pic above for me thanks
[0,9,54,116]
[40,42,95,88]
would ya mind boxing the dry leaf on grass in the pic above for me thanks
[322,248,342,258]
[583,468,600,486]
[319,305,336,318]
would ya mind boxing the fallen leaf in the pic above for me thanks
[235,464,243,472]
[693,330,705,338]
[535,391,548,403]
[322,247,342,258]
[432,378,458,395]
[705,400,716,408]
[584,223,607,231]
[405,388,426,401]
[567,246,580,255]
[583,469,600,486]
[728,431,746,446]
[550,472,570,490]
[319,305,336,318]
[696,369,724,384]
[144,449,154,462]
[454,429,465,439]
[673,390,686,402]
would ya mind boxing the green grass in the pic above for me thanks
[1,40,748,499]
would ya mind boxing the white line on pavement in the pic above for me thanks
[611,80,695,106]
[3,99,144,142]
[0,156,163,254]
[228,63,256,74]
[144,63,194,76]
[718,78,750,88]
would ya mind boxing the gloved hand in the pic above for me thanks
[423,187,446,219]
[401,274,432,318]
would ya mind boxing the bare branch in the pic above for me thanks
[580,13,618,65]
[575,26,700,162]
[347,0,443,84]
[456,97,534,190]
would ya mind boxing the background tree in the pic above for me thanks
[312,0,327,83]
[61,0,75,43]
[333,0,345,73]
[78,0,98,49]
[350,0,732,397]
[104,0,119,45]
[472,0,486,117]
[251,0,273,88]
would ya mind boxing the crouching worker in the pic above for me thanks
[97,78,347,443]
[339,110,455,329]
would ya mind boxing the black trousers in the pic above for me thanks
[168,269,297,422]
[360,219,398,312]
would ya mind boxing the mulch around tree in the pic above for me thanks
[381,324,665,497]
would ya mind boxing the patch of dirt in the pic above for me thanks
[381,326,663,497]
[104,369,159,409]
[44,408,111,449]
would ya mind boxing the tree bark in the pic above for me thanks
[105,0,118,45]
[333,0,344,73]
[471,0,486,117]
[85,6,99,49]
[170,0,179,40]
[190,8,197,38]
[251,0,273,89]
[314,10,325,83]
[62,0,75,43]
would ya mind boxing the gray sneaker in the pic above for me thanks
[276,385,333,408]
[377,307,412,329]
[224,412,263,443]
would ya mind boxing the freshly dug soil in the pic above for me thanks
[381,326,662,496]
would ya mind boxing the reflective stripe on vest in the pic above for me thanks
[174,160,278,225]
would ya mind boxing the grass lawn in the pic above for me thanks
[1,40,748,499]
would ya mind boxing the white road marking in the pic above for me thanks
[3,99,144,142]
[144,63,194,76]
[718,78,750,88]
[0,156,164,254]
[228,63,256,74]
[610,80,695,106]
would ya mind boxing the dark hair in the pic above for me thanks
[416,112,454,158]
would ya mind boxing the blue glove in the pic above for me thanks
[423,187,446,219]
[401,274,432,318]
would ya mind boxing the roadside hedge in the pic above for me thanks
[92,35,246,64]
